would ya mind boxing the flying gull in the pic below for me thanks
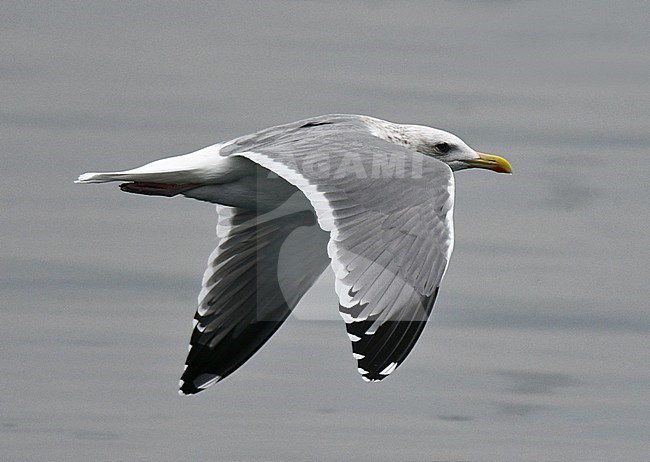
[75,114,512,395]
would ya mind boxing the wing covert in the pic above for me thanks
[228,119,455,381]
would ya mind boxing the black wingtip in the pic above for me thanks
[178,373,223,396]
[343,288,439,381]
[179,317,291,395]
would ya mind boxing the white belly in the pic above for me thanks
[182,169,311,213]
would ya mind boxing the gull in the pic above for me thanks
[76,114,512,395]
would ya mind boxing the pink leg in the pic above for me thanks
[119,182,200,197]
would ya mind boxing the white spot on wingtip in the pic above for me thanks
[195,374,221,389]
[379,362,398,375]
[347,333,361,342]
[339,312,355,324]
[361,376,371,382]
[357,367,369,374]
[340,312,368,324]
[352,353,365,360]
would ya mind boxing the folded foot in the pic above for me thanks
[119,182,199,197]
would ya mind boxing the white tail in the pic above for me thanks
[74,143,240,184]
[74,168,204,184]
[75,171,137,183]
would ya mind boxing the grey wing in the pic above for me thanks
[228,118,455,381]
[179,200,329,395]
[329,172,454,381]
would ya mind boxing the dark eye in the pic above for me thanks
[435,142,452,154]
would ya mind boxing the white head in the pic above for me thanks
[400,124,512,173]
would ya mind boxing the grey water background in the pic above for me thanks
[2,1,648,460]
